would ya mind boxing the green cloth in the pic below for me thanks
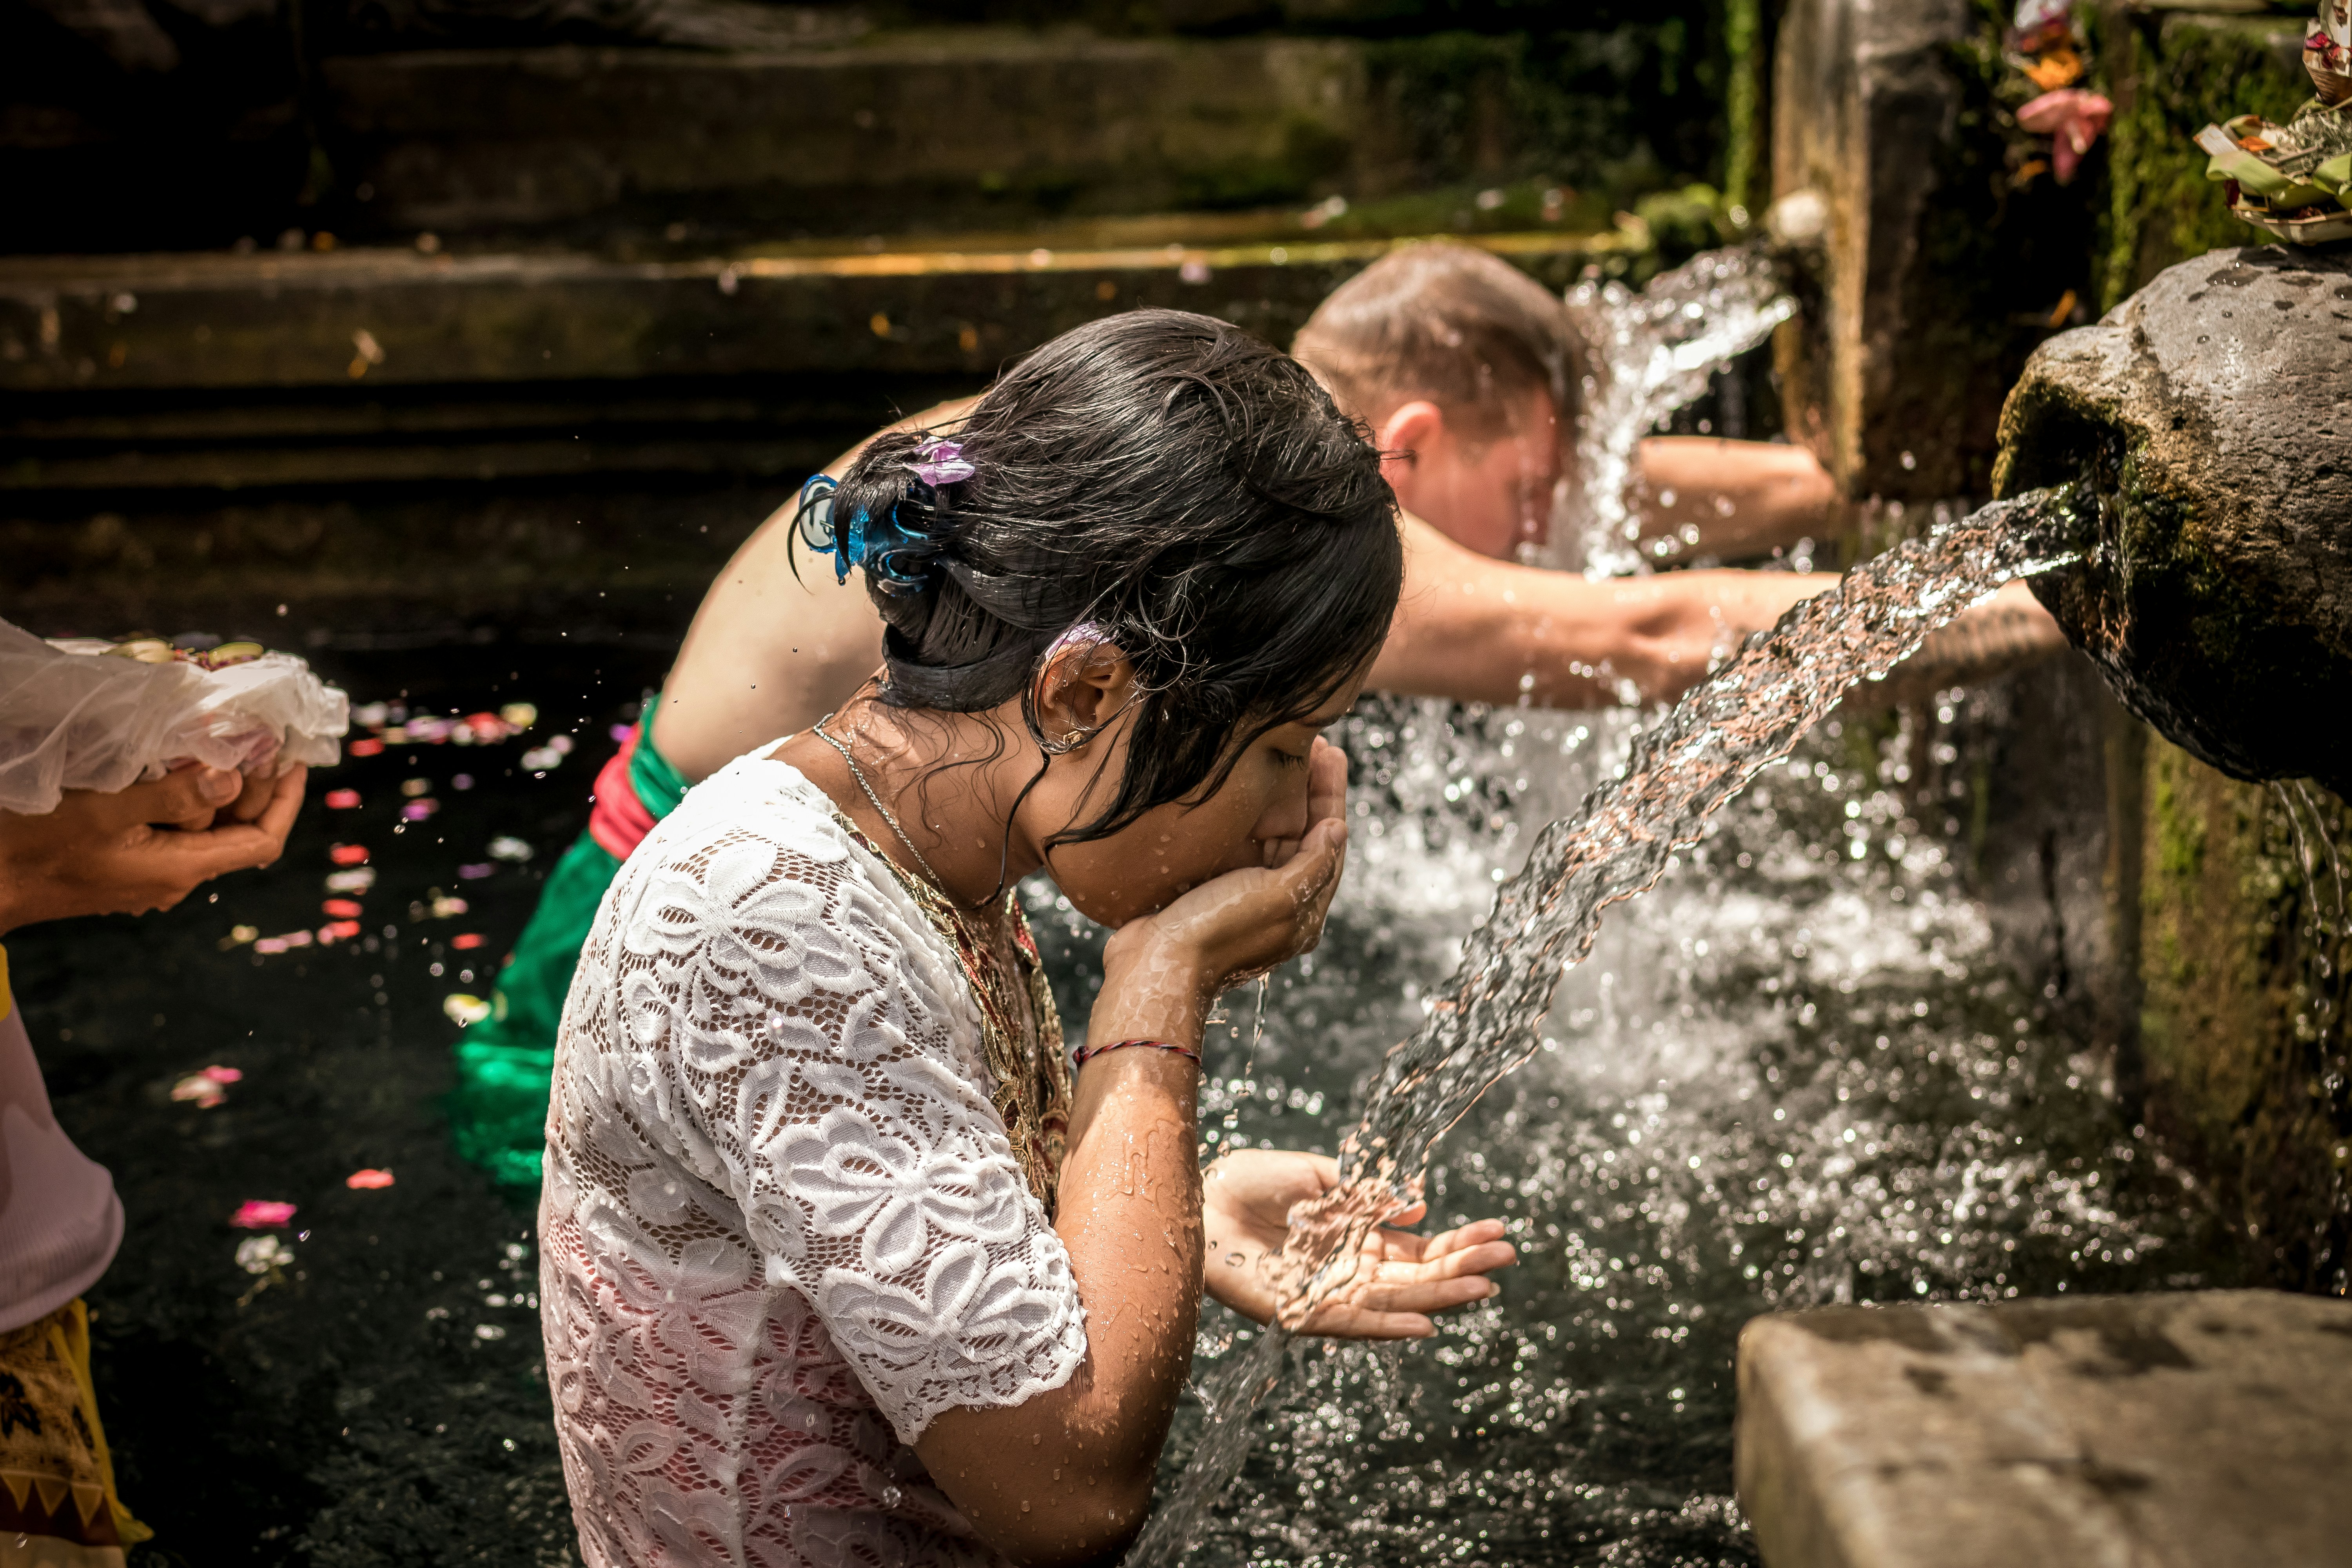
[448,696,691,1187]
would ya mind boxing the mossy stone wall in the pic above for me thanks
[2138,737,2351,1290]
[2094,6,2310,308]
[2080,7,2352,1290]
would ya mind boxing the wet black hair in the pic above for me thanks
[818,308,1403,846]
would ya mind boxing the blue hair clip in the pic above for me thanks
[793,474,851,583]
[792,470,950,595]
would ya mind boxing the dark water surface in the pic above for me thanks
[16,635,2242,1567]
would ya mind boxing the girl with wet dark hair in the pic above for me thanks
[539,310,1516,1568]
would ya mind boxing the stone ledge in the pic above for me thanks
[1735,1290,2352,1568]
[0,228,1617,398]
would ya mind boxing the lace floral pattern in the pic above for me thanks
[541,755,1088,1567]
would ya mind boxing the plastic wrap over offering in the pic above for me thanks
[0,620,349,814]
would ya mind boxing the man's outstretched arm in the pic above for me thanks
[1371,512,2068,710]
[1633,437,1841,561]
[660,439,2068,780]
[1371,511,1834,707]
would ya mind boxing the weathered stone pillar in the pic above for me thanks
[1769,0,2135,1043]
[1772,0,1971,499]
[1771,0,2102,503]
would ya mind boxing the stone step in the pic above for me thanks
[321,33,1381,239]
[0,221,1624,491]
[2,210,1627,629]
[1736,1291,2352,1568]
[8,8,1721,253]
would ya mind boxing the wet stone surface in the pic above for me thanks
[1735,1289,2352,1568]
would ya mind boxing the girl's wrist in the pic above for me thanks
[1094,925,1217,1053]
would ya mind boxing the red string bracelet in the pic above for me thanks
[1071,1037,1202,1071]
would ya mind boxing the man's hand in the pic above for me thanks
[0,764,308,935]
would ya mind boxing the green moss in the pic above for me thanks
[2149,748,2205,884]
[2097,10,2311,308]
[1720,0,1762,210]
[1171,113,1356,208]
[1359,23,1728,197]
[2136,739,2352,1289]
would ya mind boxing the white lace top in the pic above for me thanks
[539,754,1089,1568]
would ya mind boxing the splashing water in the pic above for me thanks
[1121,488,2090,1568]
[1552,245,1797,581]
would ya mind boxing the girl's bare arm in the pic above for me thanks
[911,809,1350,1565]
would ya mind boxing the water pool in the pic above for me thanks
[14,637,2239,1567]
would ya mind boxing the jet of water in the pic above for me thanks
[1552,245,1798,580]
[1122,486,2089,1568]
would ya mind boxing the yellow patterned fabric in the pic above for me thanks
[0,1299,149,1566]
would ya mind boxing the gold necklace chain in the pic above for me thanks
[808,711,954,893]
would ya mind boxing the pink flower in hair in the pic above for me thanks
[909,436,976,488]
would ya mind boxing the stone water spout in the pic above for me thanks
[1993,246,2352,792]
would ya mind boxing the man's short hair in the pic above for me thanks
[1291,240,1581,445]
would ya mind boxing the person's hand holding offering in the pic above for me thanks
[0,763,307,934]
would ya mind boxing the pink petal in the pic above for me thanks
[202,1065,244,1084]
[2017,89,2112,136]
[345,1169,396,1190]
[2017,90,2111,183]
[232,1200,297,1229]
[911,458,976,487]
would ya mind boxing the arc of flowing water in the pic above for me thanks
[1122,488,2089,1568]
[1553,245,1799,581]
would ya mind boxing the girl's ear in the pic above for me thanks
[1376,401,1445,511]
[1033,635,1136,748]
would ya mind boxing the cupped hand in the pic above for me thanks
[1102,739,1350,1017]
[0,763,308,933]
[1200,1148,1516,1340]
